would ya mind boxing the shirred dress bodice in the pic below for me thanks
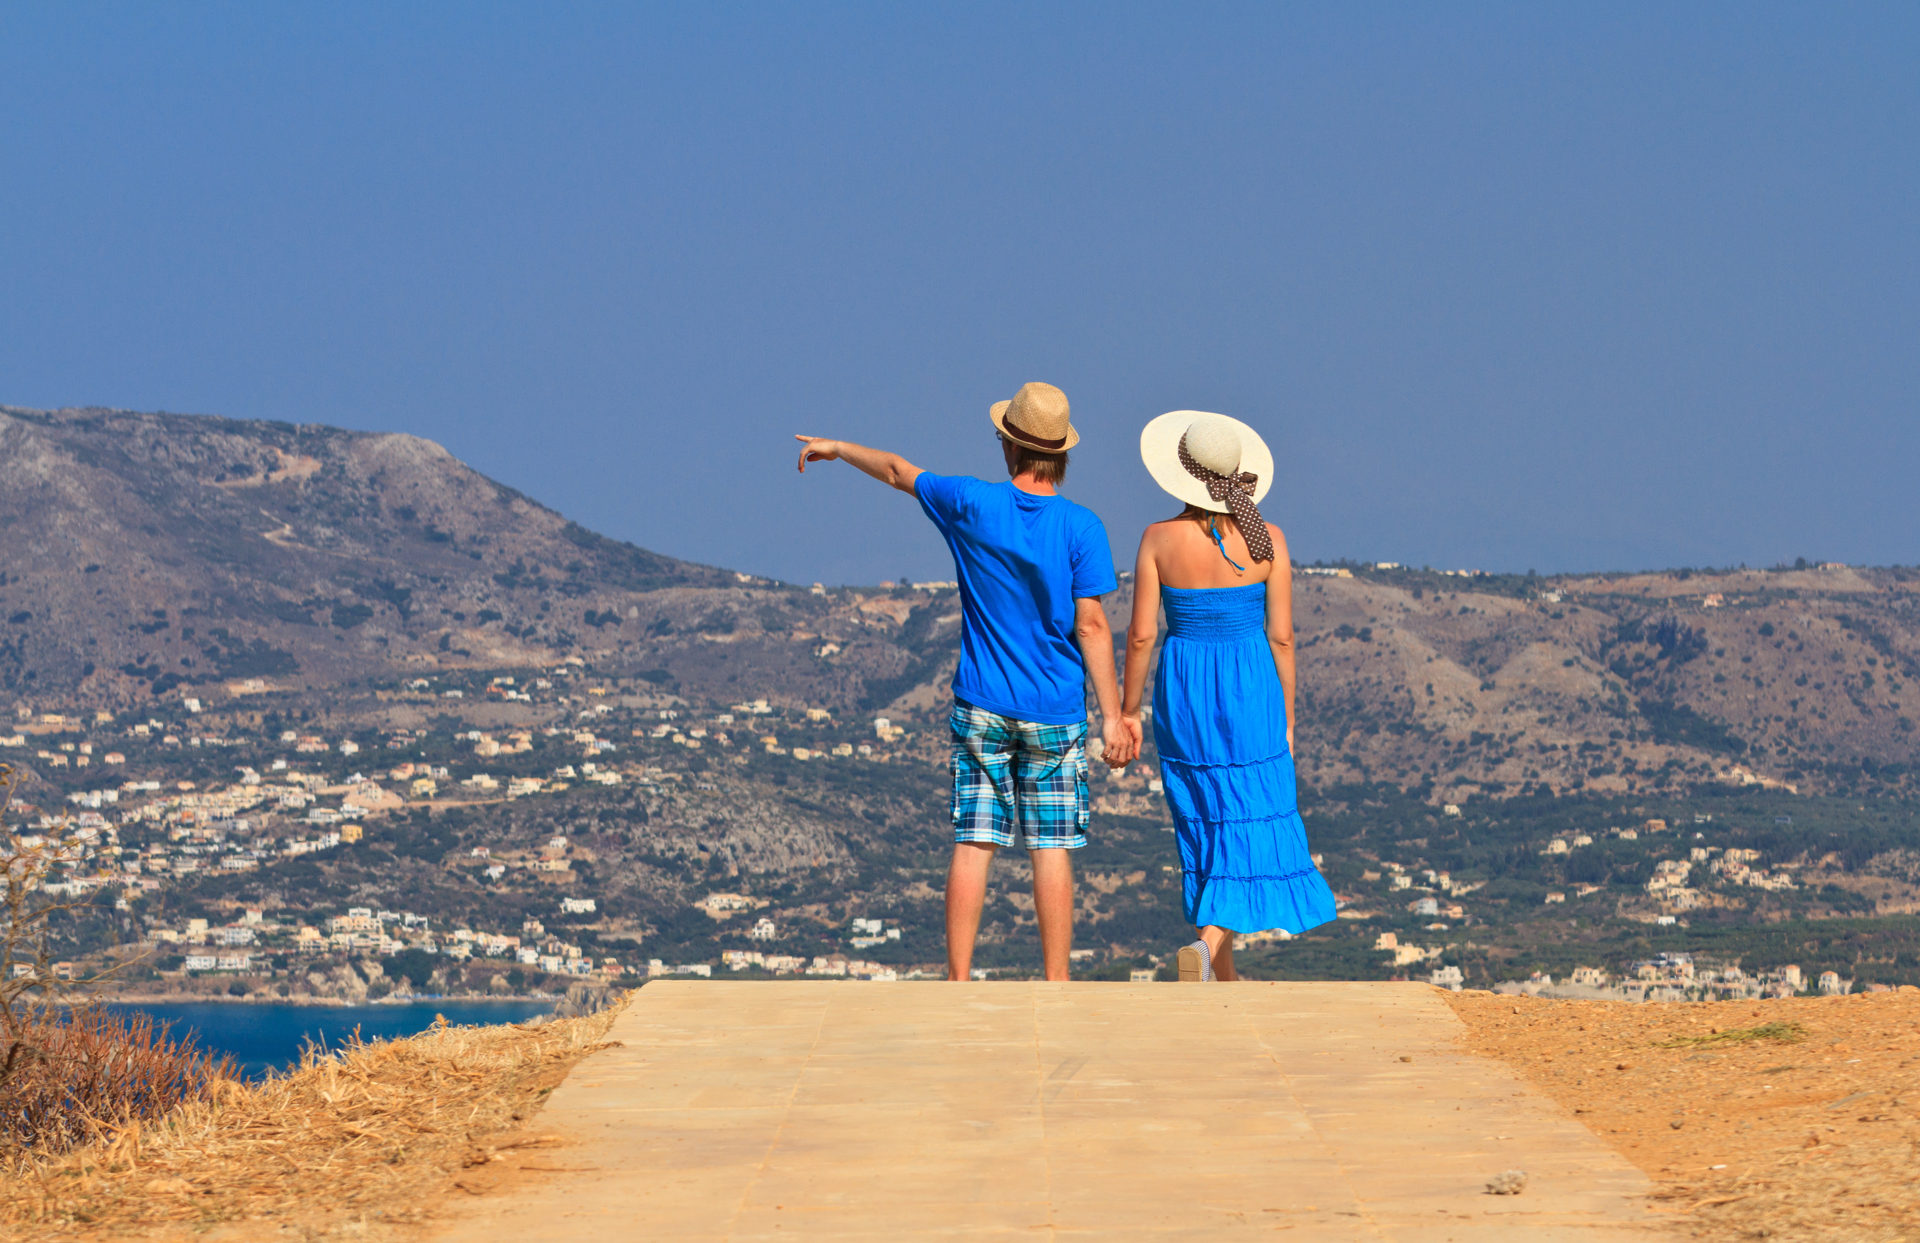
[1152,584,1286,768]
[1161,581,1264,641]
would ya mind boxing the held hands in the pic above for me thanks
[1100,713,1143,771]
[794,435,841,472]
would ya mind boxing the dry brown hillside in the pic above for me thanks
[1281,562,1920,800]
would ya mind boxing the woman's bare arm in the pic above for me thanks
[1121,527,1162,725]
[1263,524,1296,753]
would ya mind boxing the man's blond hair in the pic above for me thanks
[1004,441,1067,485]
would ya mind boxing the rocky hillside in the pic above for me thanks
[1289,563,1920,800]
[0,405,738,697]
[3,404,1917,800]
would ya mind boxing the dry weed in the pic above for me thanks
[0,1003,624,1240]
[1651,1019,1806,1049]
[1,1006,237,1165]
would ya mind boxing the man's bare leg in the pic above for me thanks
[1199,926,1237,981]
[1030,847,1074,981]
[946,842,998,980]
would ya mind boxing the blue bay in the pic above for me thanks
[110,1000,555,1079]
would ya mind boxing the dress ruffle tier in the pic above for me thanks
[1160,753,1336,933]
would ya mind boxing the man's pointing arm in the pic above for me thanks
[794,435,923,495]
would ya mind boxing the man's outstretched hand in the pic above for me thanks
[792,435,922,494]
[795,435,841,472]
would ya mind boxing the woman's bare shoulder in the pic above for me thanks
[1139,515,1192,543]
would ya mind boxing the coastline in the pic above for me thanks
[93,993,560,1008]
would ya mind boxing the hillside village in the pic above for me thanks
[6,661,968,995]
[9,643,1920,999]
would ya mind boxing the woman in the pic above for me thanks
[1118,411,1337,981]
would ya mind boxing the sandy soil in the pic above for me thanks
[1446,989,1920,1242]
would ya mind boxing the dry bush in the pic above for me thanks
[1,1006,237,1165]
[1,1004,624,1238]
[3,762,102,1087]
[5,761,219,1171]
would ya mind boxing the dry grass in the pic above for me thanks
[2,1007,237,1166]
[0,1003,625,1240]
[1652,1019,1806,1049]
[1447,989,1920,1242]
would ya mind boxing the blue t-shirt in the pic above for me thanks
[914,472,1117,726]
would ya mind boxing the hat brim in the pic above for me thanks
[990,399,1080,452]
[1139,410,1274,514]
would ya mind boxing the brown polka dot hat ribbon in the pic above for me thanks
[1178,435,1274,563]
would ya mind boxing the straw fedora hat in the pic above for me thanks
[1139,410,1274,513]
[990,381,1080,452]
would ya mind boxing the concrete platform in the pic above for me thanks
[427,981,1677,1241]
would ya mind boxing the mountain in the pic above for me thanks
[3,404,1918,801]
[0,405,897,709]
[0,405,714,695]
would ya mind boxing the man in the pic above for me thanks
[795,381,1133,981]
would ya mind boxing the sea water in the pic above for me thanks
[110,1000,554,1079]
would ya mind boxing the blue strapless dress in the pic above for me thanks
[1153,583,1337,934]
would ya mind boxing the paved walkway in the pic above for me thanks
[428,982,1676,1241]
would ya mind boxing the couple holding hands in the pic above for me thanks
[796,381,1335,984]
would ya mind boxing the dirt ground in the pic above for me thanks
[11,989,1918,1240]
[1446,989,1920,1242]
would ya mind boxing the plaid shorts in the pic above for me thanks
[949,701,1090,851]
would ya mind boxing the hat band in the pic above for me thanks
[1003,416,1068,451]
[1179,434,1274,564]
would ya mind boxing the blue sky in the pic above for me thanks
[2,3,1915,584]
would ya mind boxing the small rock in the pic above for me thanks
[1398,1055,1413,1063]
[1485,1169,1528,1196]
[1669,1119,1685,1129]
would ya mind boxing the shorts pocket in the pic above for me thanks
[1074,747,1091,831]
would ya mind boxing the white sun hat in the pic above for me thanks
[1139,410,1274,514]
